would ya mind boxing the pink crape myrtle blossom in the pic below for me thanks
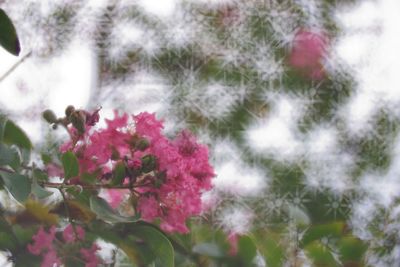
[27,226,62,267]
[61,110,215,233]
[227,232,239,256]
[28,224,101,266]
[62,224,85,243]
[27,226,56,255]
[106,188,129,209]
[133,114,215,233]
[80,244,101,267]
[41,250,62,267]
[288,28,329,80]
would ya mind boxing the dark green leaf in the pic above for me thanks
[338,236,367,263]
[41,153,52,165]
[92,226,142,266]
[192,243,224,258]
[0,231,17,251]
[132,225,174,267]
[0,115,7,142]
[32,168,48,182]
[0,172,31,203]
[0,9,20,56]
[253,229,286,267]
[13,225,36,246]
[238,235,257,266]
[89,196,140,223]
[31,175,53,199]
[0,144,20,168]
[301,222,345,247]
[304,241,338,267]
[3,120,32,150]
[111,162,126,186]
[80,172,97,184]
[13,250,41,267]
[61,151,79,180]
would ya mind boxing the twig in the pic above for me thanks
[40,181,146,190]
[0,167,13,173]
[0,51,32,83]
[59,187,79,239]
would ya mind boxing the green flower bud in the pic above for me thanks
[135,138,150,151]
[141,154,157,173]
[42,109,58,124]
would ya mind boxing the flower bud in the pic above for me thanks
[135,138,150,151]
[70,111,86,134]
[65,105,75,118]
[42,109,58,124]
[110,147,120,160]
[141,154,157,173]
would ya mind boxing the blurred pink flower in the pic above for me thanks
[27,226,62,267]
[227,232,239,256]
[288,28,329,79]
[27,226,56,255]
[45,163,63,178]
[106,188,129,209]
[41,249,62,267]
[62,224,85,243]
[80,244,101,267]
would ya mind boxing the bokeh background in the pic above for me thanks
[1,0,400,266]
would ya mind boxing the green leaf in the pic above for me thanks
[0,172,31,203]
[92,224,147,266]
[253,230,286,267]
[111,161,126,186]
[192,243,224,258]
[301,222,345,247]
[0,231,17,251]
[238,235,257,266]
[13,224,36,246]
[3,120,32,150]
[31,175,53,199]
[338,236,367,263]
[0,115,7,142]
[132,225,174,267]
[32,168,48,182]
[13,250,41,267]
[61,151,79,180]
[0,9,20,56]
[304,241,338,267]
[89,196,140,223]
[0,144,20,168]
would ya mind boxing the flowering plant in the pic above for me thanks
[0,105,216,266]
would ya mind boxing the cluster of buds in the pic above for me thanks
[42,105,100,134]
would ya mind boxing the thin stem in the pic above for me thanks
[1,165,145,190]
[0,51,32,83]
[59,188,79,239]
[0,167,13,173]
[40,181,145,190]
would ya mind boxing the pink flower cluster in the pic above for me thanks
[62,111,215,233]
[288,28,329,80]
[28,224,100,267]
